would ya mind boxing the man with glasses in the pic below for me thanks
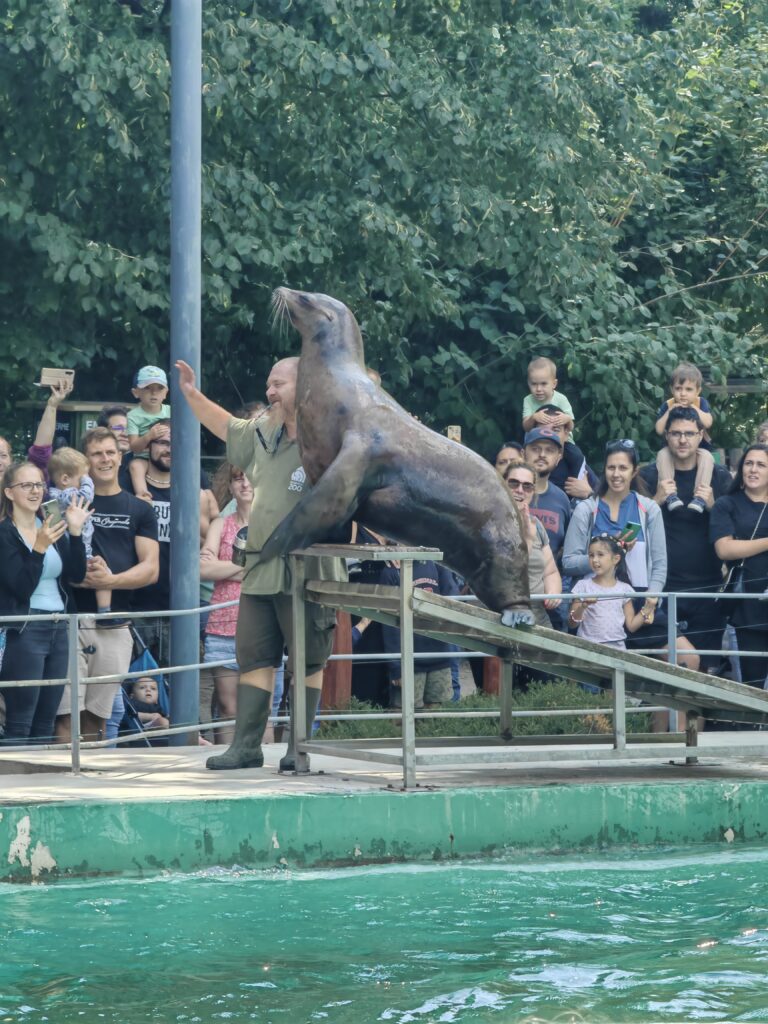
[639,406,731,671]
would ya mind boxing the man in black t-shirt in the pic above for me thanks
[639,407,731,670]
[129,424,218,663]
[55,427,159,742]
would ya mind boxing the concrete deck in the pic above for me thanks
[3,737,768,882]
[3,733,768,804]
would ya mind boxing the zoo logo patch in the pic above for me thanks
[288,467,306,493]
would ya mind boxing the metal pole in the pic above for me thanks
[68,614,81,775]
[399,559,416,788]
[169,0,202,744]
[685,709,699,766]
[292,555,309,773]
[612,667,626,751]
[499,658,513,741]
[667,592,677,733]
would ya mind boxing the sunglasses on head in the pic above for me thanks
[605,438,636,454]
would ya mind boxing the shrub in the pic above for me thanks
[316,681,650,740]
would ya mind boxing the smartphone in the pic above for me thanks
[34,368,75,388]
[619,521,641,543]
[41,499,63,526]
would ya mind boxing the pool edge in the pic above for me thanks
[2,779,766,882]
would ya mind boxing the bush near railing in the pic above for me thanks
[315,683,651,741]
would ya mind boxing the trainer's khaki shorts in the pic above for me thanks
[57,619,133,721]
[235,593,336,676]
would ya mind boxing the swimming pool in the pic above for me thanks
[3,848,767,1022]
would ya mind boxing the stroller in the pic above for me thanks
[118,628,171,748]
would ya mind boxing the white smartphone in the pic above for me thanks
[41,499,63,526]
[34,368,75,388]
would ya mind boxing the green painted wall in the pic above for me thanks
[2,781,766,883]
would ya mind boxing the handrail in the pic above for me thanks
[0,589,765,769]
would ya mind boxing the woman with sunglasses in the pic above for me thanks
[562,440,699,679]
[0,462,90,744]
[710,444,768,687]
[503,461,561,627]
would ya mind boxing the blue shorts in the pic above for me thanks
[203,633,237,671]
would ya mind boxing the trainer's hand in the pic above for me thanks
[175,360,197,397]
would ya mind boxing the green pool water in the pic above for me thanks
[2,849,768,1023]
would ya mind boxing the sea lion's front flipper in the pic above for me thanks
[255,437,369,563]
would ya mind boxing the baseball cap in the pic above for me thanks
[523,426,563,449]
[135,365,168,388]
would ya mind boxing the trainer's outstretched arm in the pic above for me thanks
[175,360,231,441]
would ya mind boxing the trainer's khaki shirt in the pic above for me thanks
[227,416,347,595]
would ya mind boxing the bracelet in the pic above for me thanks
[570,615,584,624]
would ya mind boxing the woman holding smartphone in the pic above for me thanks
[0,462,90,744]
[562,440,698,676]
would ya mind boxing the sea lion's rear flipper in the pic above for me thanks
[255,438,368,563]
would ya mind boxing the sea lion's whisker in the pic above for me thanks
[270,290,290,336]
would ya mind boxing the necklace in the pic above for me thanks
[146,474,169,488]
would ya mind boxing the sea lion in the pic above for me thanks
[259,287,533,626]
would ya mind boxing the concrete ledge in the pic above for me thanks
[2,778,766,883]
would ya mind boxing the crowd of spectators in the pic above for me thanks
[492,358,768,700]
[0,354,767,749]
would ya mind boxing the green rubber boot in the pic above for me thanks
[206,685,272,771]
[279,686,322,774]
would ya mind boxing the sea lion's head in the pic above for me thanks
[271,287,364,361]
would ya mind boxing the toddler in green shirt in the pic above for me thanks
[127,365,171,500]
[521,356,575,435]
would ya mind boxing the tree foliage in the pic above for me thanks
[1,0,766,459]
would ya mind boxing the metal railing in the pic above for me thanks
[0,590,765,774]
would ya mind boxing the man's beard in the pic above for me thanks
[149,455,170,475]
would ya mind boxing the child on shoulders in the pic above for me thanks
[522,357,575,435]
[654,361,714,514]
[127,365,171,501]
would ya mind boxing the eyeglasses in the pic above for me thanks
[667,430,700,441]
[507,479,535,493]
[109,424,127,433]
[10,481,45,492]
[605,438,636,453]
